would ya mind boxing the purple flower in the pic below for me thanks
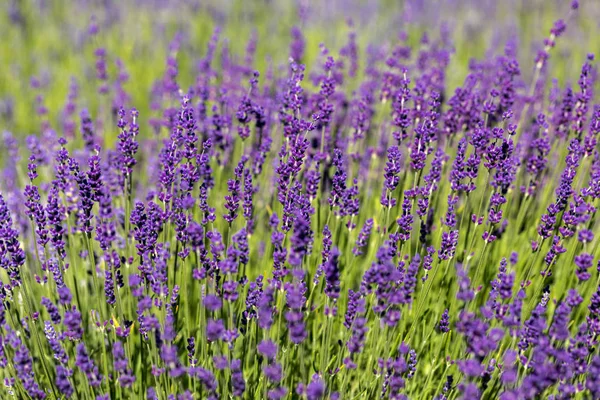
[353,218,374,256]
[41,297,61,324]
[314,225,332,285]
[328,148,348,211]
[288,209,313,269]
[578,229,594,243]
[113,341,135,388]
[381,146,402,208]
[438,309,450,333]
[213,355,228,370]
[104,269,116,306]
[55,366,73,398]
[438,230,459,261]
[263,363,283,383]
[243,276,263,321]
[347,294,368,355]
[324,247,341,301]
[187,337,196,366]
[396,196,414,242]
[231,359,245,396]
[58,286,72,305]
[63,306,83,340]
[161,344,185,377]
[242,170,254,232]
[223,157,247,224]
[257,283,276,330]
[189,367,217,393]
[344,290,362,329]
[290,26,305,62]
[46,188,66,258]
[75,343,102,387]
[268,386,288,400]
[222,280,239,302]
[549,301,572,341]
[450,138,469,192]
[117,107,139,176]
[458,382,480,399]
[306,374,326,400]
[257,340,277,360]
[206,319,225,342]
[575,253,593,281]
[285,280,307,344]
[44,322,68,365]
[12,342,45,399]
[519,301,548,351]
[456,312,503,358]
[80,109,96,151]
[587,355,600,398]
[0,194,25,287]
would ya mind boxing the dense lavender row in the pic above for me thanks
[2,1,600,399]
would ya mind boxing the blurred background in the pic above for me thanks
[1,0,599,139]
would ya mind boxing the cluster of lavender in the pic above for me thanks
[1,1,600,399]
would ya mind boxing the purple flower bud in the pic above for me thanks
[438,309,450,333]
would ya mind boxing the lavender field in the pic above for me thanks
[2,0,600,399]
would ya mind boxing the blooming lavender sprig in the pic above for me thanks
[353,218,374,256]
[112,341,135,388]
[9,334,45,399]
[75,343,102,388]
[381,146,402,208]
[223,156,247,224]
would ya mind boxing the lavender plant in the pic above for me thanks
[2,0,600,399]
